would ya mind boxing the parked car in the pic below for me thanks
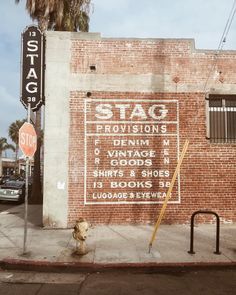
[0,175,25,185]
[0,175,11,185]
[0,180,28,203]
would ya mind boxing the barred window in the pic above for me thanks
[206,95,236,143]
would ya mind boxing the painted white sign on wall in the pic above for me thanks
[84,99,180,205]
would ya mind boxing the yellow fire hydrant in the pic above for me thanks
[72,218,89,255]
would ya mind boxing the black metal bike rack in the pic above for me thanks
[188,210,221,255]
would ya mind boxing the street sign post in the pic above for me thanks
[19,119,37,254]
[20,24,44,254]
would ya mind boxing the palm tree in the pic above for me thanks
[51,1,90,32]
[15,0,91,32]
[15,0,91,204]
[0,137,15,176]
[8,119,26,174]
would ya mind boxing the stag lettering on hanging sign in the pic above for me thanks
[20,26,45,111]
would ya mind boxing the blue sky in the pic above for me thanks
[0,0,236,149]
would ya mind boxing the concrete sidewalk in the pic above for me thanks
[0,204,235,271]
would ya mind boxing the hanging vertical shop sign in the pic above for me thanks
[20,26,45,111]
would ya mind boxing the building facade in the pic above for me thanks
[43,32,236,228]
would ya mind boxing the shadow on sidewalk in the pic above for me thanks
[0,202,43,228]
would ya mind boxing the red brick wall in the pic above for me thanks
[70,38,236,84]
[68,38,236,225]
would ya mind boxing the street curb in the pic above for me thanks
[1,259,236,273]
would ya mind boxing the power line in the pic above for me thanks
[203,0,236,93]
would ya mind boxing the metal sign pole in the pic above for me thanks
[20,26,43,255]
[23,103,31,255]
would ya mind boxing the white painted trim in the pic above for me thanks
[176,101,181,203]
[84,200,181,205]
[86,121,178,124]
[84,98,88,206]
[86,99,179,102]
[86,134,178,136]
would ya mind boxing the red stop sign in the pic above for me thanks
[19,122,37,157]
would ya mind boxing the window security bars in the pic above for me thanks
[206,95,236,143]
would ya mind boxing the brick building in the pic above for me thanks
[43,32,236,228]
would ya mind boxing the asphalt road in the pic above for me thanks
[0,268,235,295]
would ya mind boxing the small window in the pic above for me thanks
[207,95,236,143]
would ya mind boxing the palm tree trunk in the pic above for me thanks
[14,146,19,174]
[38,13,48,32]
